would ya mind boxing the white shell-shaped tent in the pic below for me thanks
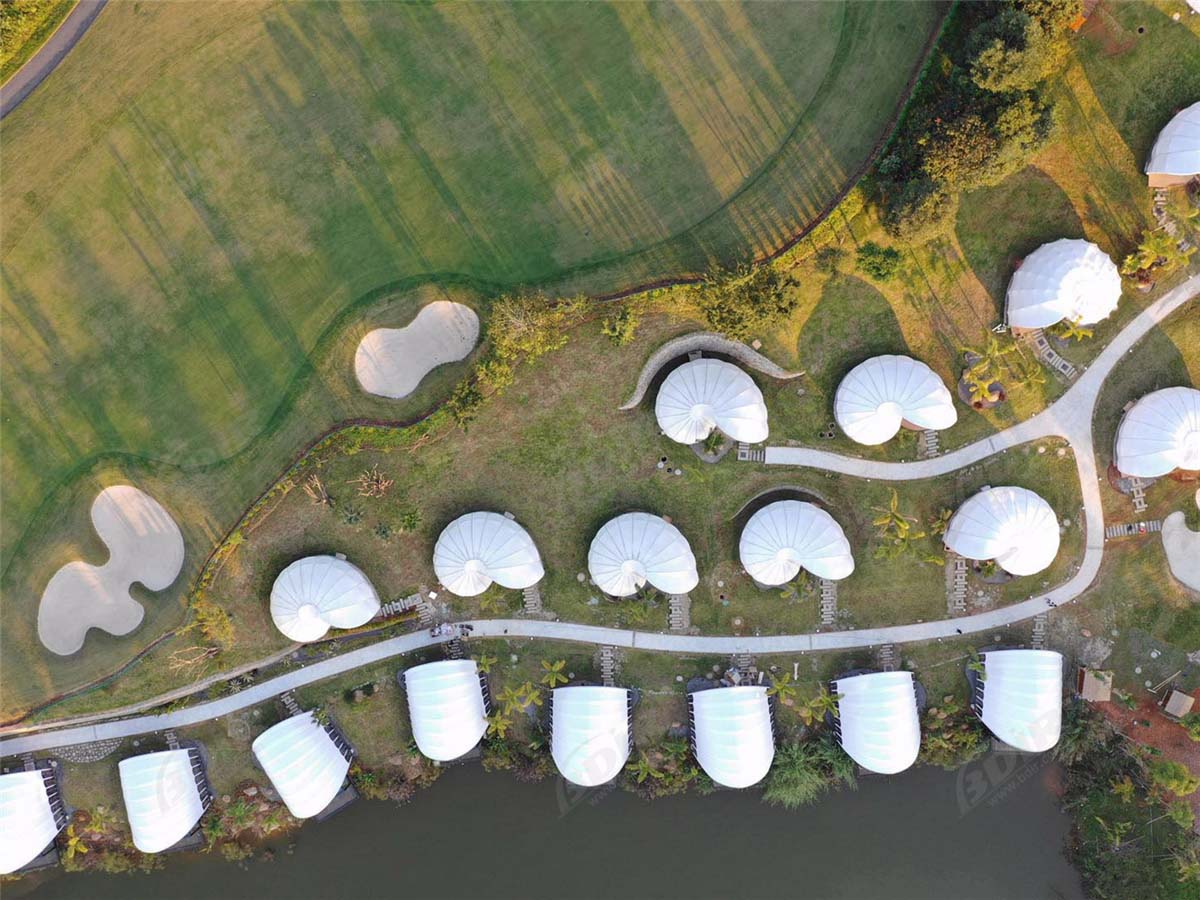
[655,358,769,445]
[833,671,921,775]
[404,659,489,762]
[944,486,1060,576]
[118,750,206,853]
[834,355,957,446]
[690,686,775,789]
[551,686,632,787]
[978,650,1063,753]
[1146,101,1200,182]
[0,771,63,874]
[1004,239,1122,329]
[739,500,855,585]
[270,555,381,643]
[252,711,351,819]
[433,512,544,597]
[1114,386,1200,478]
[588,512,699,597]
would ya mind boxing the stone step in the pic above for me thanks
[1104,520,1163,540]
[946,552,968,614]
[819,579,838,626]
[668,593,691,632]
[280,691,302,717]
[877,644,897,672]
[919,429,940,459]
[522,583,543,615]
[1030,613,1049,651]
[444,638,464,660]
[736,442,765,462]
[599,646,617,687]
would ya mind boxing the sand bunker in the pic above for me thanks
[355,301,479,399]
[38,485,185,656]
[1160,489,1200,593]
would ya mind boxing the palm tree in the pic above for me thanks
[486,711,512,739]
[1121,229,1194,278]
[871,489,917,541]
[63,825,89,861]
[1018,363,1046,391]
[474,654,498,675]
[928,508,953,536]
[539,659,568,689]
[1054,317,1093,342]
[627,752,664,784]
[496,684,523,716]
[799,687,841,727]
[767,670,798,704]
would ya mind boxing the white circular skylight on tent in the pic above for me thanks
[433,511,544,597]
[270,555,381,643]
[1004,238,1121,329]
[1146,101,1200,180]
[834,355,957,446]
[738,500,854,585]
[943,486,1060,576]
[1114,386,1200,478]
[587,512,699,597]
[655,358,769,445]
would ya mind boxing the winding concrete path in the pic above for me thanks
[0,0,107,120]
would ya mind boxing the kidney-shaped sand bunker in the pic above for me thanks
[354,301,479,399]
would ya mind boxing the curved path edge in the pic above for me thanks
[0,0,107,120]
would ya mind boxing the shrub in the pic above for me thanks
[762,734,856,809]
[689,263,798,341]
[600,305,640,346]
[397,508,422,533]
[445,377,484,429]
[192,596,235,649]
[1149,759,1200,798]
[487,292,589,363]
[813,245,846,275]
[855,242,903,281]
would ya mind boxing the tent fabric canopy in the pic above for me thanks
[1145,101,1200,179]
[833,671,921,775]
[551,685,632,787]
[979,650,1063,753]
[0,771,62,874]
[269,555,380,643]
[1114,386,1200,478]
[119,750,206,853]
[739,500,854,585]
[404,659,489,762]
[588,512,699,597]
[655,358,769,445]
[834,355,957,446]
[690,686,775,789]
[944,486,1060,576]
[433,511,544,597]
[252,711,351,819]
[1004,238,1122,329]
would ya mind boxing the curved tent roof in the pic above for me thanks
[118,750,206,853]
[690,686,775,789]
[270,555,380,643]
[1146,101,1200,180]
[979,650,1063,753]
[655,358,769,445]
[739,500,854,585]
[252,711,351,819]
[834,355,957,445]
[833,671,921,775]
[1005,239,1121,329]
[433,512,544,597]
[404,659,488,762]
[1113,386,1200,478]
[944,486,1060,576]
[588,512,699,597]
[0,771,62,874]
[551,686,632,787]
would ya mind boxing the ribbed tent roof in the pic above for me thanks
[551,686,632,787]
[690,686,774,789]
[833,671,921,775]
[739,500,854,585]
[1146,101,1200,178]
[979,650,1063,753]
[404,660,488,762]
[834,355,957,445]
[655,358,769,445]
[118,750,206,853]
[1114,386,1200,477]
[944,486,1060,576]
[252,711,351,819]
[270,555,380,643]
[0,771,61,874]
[1005,239,1122,329]
[433,511,544,597]
[588,512,699,597]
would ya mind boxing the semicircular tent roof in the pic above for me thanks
[252,711,351,819]
[433,511,544,597]
[0,771,62,874]
[1146,101,1200,180]
[551,686,632,787]
[944,486,1060,576]
[1113,386,1200,478]
[739,500,854,585]
[655,358,769,445]
[834,355,957,446]
[404,659,488,762]
[690,686,775,789]
[270,555,380,643]
[979,650,1063,753]
[587,512,699,597]
[1005,239,1121,329]
[833,671,921,775]
[118,750,206,853]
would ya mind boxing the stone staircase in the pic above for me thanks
[668,593,691,632]
[946,552,968,615]
[1030,613,1048,651]
[444,638,465,660]
[599,646,617,687]
[163,729,180,751]
[877,644,897,672]
[1018,328,1077,381]
[379,592,422,619]
[731,652,757,683]
[280,691,302,717]
[919,429,941,459]
[1104,519,1162,540]
[413,592,436,627]
[522,583,544,615]
[818,578,838,626]
[1128,477,1149,514]
[737,442,765,462]
[1153,188,1196,252]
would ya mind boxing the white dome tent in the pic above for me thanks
[252,711,352,819]
[655,358,769,445]
[0,771,66,874]
[588,512,699,597]
[738,500,854,585]
[834,355,957,446]
[118,750,208,853]
[943,486,1060,576]
[974,649,1063,753]
[832,671,921,775]
[433,511,544,597]
[550,685,632,787]
[269,555,380,643]
[1113,386,1200,478]
[689,686,775,789]
[1004,239,1121,330]
[404,659,489,762]
[1145,101,1200,187]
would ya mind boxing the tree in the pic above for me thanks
[872,489,919,541]
[766,670,798,704]
[628,752,664,785]
[63,825,89,861]
[601,305,639,346]
[928,508,954,536]
[969,8,1067,94]
[1149,759,1200,798]
[689,263,798,341]
[1053,317,1093,342]
[799,686,841,727]
[538,659,568,689]
[856,242,903,281]
[1122,229,1195,280]
[1180,711,1200,743]
[474,654,498,675]
[486,711,511,739]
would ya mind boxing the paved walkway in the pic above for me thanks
[0,0,107,120]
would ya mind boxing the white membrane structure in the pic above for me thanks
[1145,101,1200,187]
[0,771,63,874]
[1113,386,1200,478]
[739,500,854,585]
[588,512,699,597]
[977,650,1063,753]
[550,686,632,787]
[252,711,351,819]
[119,750,206,853]
[944,486,1060,577]
[270,555,381,643]
[690,686,775,789]
[833,671,921,775]
[355,300,479,399]
[655,358,769,445]
[404,660,489,762]
[834,355,957,446]
[433,512,544,597]
[1004,239,1121,329]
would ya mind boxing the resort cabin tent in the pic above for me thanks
[270,554,381,643]
[0,770,68,874]
[834,355,957,446]
[1145,101,1200,187]
[1113,386,1200,478]
[689,686,775,789]
[433,511,544,597]
[118,750,209,853]
[738,500,855,585]
[974,650,1063,753]
[1004,238,1121,330]
[654,358,769,445]
[943,485,1060,577]
[252,711,353,819]
[587,512,699,597]
[404,659,489,762]
[550,685,633,787]
[832,671,921,775]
